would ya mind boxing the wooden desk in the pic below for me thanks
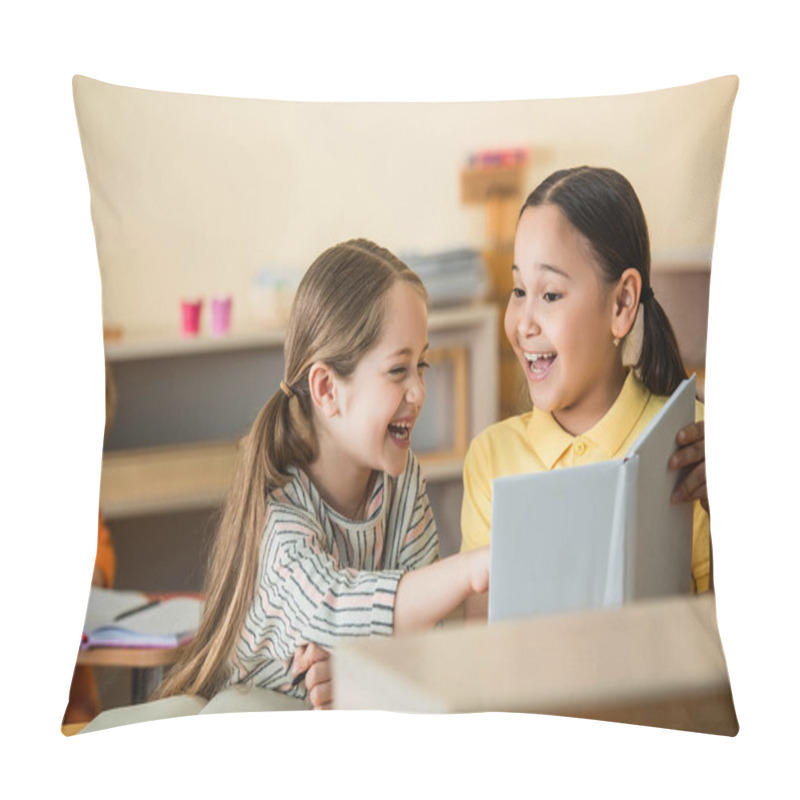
[77,646,184,704]
[332,594,738,736]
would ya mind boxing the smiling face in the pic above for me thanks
[506,203,628,435]
[329,280,429,480]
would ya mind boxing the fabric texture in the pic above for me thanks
[461,370,711,593]
[228,451,439,699]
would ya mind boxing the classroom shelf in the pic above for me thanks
[100,441,239,519]
[100,441,465,520]
[104,303,496,362]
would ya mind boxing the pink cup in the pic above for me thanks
[210,296,232,336]
[181,299,203,337]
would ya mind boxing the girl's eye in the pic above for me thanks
[543,292,561,302]
[511,287,525,299]
[390,360,429,377]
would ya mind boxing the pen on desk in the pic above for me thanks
[113,599,161,622]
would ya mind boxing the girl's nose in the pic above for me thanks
[406,373,426,409]
[517,303,541,338]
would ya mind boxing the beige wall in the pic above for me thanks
[74,75,737,333]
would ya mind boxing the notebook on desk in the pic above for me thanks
[82,587,204,648]
[488,375,696,623]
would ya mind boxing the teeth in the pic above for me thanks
[389,422,411,439]
[525,352,555,363]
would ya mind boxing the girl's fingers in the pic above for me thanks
[304,643,329,664]
[306,659,333,709]
[669,441,704,471]
[676,420,704,446]
[309,680,333,709]
[672,463,706,503]
[305,660,331,688]
[293,642,328,676]
[292,644,308,675]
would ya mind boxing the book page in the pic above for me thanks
[625,375,696,599]
[203,686,309,714]
[80,694,207,733]
[117,596,204,636]
[489,461,624,622]
[83,587,149,633]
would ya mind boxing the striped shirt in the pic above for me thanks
[226,451,439,698]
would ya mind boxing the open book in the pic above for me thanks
[82,587,204,649]
[488,375,696,622]
[78,684,309,733]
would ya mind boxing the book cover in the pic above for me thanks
[488,375,696,622]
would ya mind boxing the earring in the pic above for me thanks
[613,337,621,348]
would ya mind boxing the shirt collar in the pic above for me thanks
[526,370,651,468]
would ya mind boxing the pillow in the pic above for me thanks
[69,74,738,734]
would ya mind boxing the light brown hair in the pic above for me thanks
[156,239,426,699]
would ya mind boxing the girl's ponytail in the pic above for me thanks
[264,381,315,490]
[636,290,688,397]
[155,387,312,700]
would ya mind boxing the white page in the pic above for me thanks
[624,374,695,600]
[603,455,636,606]
[489,461,624,622]
[83,586,149,633]
[116,596,204,636]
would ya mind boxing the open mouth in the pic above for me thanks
[524,351,557,378]
[388,421,412,445]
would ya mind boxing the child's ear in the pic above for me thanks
[308,361,339,417]
[610,268,642,340]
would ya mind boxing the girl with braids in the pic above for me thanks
[460,167,711,618]
[158,239,489,708]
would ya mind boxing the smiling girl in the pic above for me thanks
[461,167,711,616]
[158,239,489,708]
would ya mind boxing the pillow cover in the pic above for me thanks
[69,74,738,734]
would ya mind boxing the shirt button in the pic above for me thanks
[574,440,586,456]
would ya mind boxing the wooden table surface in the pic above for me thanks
[333,593,738,736]
[77,645,185,669]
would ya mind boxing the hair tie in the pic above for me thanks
[279,380,294,399]
[641,285,655,304]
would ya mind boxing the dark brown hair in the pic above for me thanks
[521,166,687,396]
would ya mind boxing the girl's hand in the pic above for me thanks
[669,421,709,513]
[467,546,490,595]
[394,547,491,632]
[292,643,333,710]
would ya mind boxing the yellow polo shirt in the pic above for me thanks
[461,370,711,593]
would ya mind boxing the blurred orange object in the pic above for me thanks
[102,325,123,342]
[62,512,116,725]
